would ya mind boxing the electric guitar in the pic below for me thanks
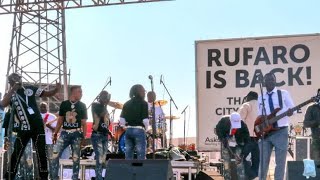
[254,95,320,138]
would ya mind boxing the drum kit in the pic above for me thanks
[107,99,180,154]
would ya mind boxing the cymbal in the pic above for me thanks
[165,115,180,120]
[154,100,167,106]
[108,101,123,109]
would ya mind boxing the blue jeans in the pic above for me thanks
[46,144,55,180]
[91,132,108,180]
[259,127,288,180]
[221,145,245,180]
[125,128,146,160]
[51,131,83,180]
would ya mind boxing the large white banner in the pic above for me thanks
[196,34,320,151]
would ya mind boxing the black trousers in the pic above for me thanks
[7,130,48,180]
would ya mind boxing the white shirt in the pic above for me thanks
[238,100,259,136]
[41,112,57,144]
[258,88,295,127]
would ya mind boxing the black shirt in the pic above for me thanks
[120,97,148,127]
[59,100,88,129]
[91,102,109,134]
[10,85,44,131]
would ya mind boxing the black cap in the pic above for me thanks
[246,91,258,99]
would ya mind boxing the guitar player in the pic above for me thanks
[258,72,295,180]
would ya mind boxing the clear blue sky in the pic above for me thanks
[0,0,320,138]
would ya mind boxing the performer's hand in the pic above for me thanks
[110,133,115,141]
[52,133,58,144]
[287,108,293,116]
[11,82,20,92]
[4,139,10,150]
[55,81,61,91]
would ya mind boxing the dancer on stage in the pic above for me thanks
[0,73,60,180]
[120,84,149,159]
[51,85,87,180]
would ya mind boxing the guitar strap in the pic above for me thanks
[277,90,283,109]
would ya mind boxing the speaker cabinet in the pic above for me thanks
[195,171,214,180]
[294,137,312,160]
[287,161,320,180]
[105,159,174,180]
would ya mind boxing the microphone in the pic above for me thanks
[148,75,153,80]
[160,75,163,84]
[110,77,112,86]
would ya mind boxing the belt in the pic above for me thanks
[63,128,82,133]
[92,131,107,135]
[127,126,145,130]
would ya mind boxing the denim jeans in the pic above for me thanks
[9,134,34,180]
[221,145,245,180]
[125,128,146,160]
[91,132,108,180]
[46,144,54,180]
[259,127,288,180]
[51,130,83,180]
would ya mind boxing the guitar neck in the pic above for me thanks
[268,98,313,125]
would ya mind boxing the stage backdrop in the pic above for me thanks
[196,34,320,151]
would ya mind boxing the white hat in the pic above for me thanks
[230,112,241,129]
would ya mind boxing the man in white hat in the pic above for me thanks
[216,112,250,180]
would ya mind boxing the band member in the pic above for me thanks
[0,73,60,179]
[216,112,250,180]
[3,109,34,180]
[258,72,294,180]
[91,90,114,179]
[120,84,149,160]
[146,91,166,151]
[303,101,320,161]
[39,102,57,180]
[238,91,258,136]
[51,85,88,180]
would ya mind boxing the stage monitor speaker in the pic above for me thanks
[287,161,320,180]
[105,159,174,180]
[294,137,311,161]
[195,171,214,180]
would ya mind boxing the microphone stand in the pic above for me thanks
[181,105,188,150]
[258,75,267,179]
[87,77,111,109]
[149,77,156,159]
[160,79,178,146]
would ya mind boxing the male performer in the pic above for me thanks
[91,90,114,179]
[120,84,149,159]
[258,72,294,180]
[51,85,87,180]
[146,91,166,151]
[39,102,57,180]
[216,112,250,179]
[303,101,320,161]
[0,73,60,180]
[238,91,259,136]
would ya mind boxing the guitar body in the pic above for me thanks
[254,108,281,138]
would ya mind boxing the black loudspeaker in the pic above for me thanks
[287,161,320,180]
[105,159,174,180]
[195,171,214,180]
